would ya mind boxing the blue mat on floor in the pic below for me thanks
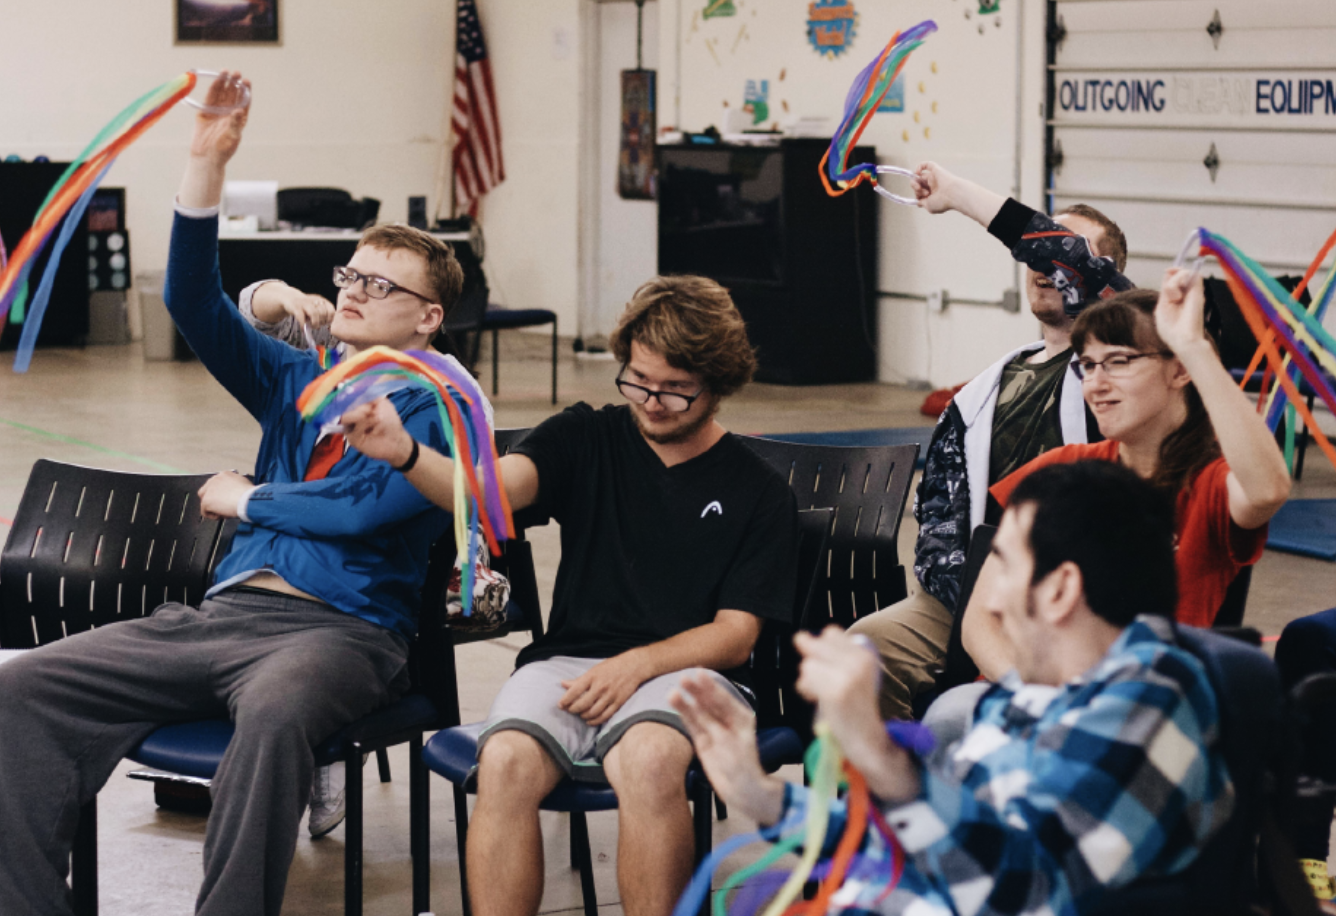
[759,427,934,469]
[1266,499,1336,560]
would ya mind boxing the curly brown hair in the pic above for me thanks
[357,224,465,315]
[609,275,757,397]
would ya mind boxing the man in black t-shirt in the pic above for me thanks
[340,275,799,916]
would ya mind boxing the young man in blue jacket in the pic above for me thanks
[0,73,457,916]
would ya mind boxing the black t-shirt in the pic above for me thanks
[513,403,798,678]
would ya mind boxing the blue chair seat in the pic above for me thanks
[127,694,441,779]
[129,719,233,779]
[482,307,557,330]
[422,724,620,812]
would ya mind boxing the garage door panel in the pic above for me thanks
[1051,128,1336,206]
[1056,0,1336,70]
[1053,194,1336,269]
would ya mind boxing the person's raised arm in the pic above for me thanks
[1155,268,1291,529]
[912,161,1008,227]
[340,397,540,512]
[178,72,249,209]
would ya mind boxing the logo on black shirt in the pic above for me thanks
[700,500,724,518]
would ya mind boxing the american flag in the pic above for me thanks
[452,0,505,216]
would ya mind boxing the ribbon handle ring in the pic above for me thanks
[872,166,919,206]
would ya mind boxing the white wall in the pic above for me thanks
[1,0,454,289]
[472,0,583,331]
[590,1,660,341]
[656,0,1054,387]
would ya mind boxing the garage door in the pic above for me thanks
[1046,0,1336,303]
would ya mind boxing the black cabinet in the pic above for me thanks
[657,139,877,384]
[0,162,90,350]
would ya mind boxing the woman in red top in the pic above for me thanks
[964,269,1291,679]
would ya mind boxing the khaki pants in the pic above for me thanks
[847,589,955,721]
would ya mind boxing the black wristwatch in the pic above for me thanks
[392,438,421,473]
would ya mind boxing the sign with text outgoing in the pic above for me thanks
[1055,71,1336,128]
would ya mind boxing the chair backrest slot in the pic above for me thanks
[166,539,178,571]
[882,462,897,493]
[154,494,166,525]
[860,463,872,494]
[103,489,115,522]
[58,576,65,609]
[836,465,847,494]
[129,492,141,525]
[178,494,190,525]
[812,463,822,493]
[89,580,95,612]
[63,532,74,564]
[30,616,38,645]
[183,586,190,608]
[60,620,67,639]
[187,537,199,567]
[120,538,131,570]
[29,526,43,559]
[93,535,104,567]
[44,481,58,514]
[144,539,156,572]
[75,487,86,518]
[27,571,33,604]
[117,582,123,615]
[141,585,148,616]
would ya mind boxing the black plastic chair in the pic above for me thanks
[416,507,833,916]
[744,438,920,625]
[479,306,559,405]
[0,458,463,916]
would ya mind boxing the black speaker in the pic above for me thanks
[407,196,428,230]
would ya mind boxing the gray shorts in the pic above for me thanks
[476,656,746,783]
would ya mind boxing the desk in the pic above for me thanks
[218,229,477,306]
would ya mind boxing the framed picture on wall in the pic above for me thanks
[176,0,279,44]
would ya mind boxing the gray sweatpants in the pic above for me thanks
[0,588,410,916]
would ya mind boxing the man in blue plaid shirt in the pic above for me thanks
[673,460,1234,916]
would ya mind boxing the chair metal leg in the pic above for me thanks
[715,796,728,822]
[410,734,430,916]
[692,784,713,867]
[550,320,558,405]
[345,745,365,916]
[570,811,598,916]
[453,785,473,916]
[375,747,391,784]
[491,328,500,396]
[569,813,580,869]
[72,798,97,916]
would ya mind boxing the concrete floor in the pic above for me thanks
[2,332,1335,914]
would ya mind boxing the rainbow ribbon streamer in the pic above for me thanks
[0,72,198,372]
[1190,228,1336,474]
[820,21,937,202]
[296,346,515,614]
[670,721,931,916]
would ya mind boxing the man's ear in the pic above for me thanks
[418,303,445,338]
[1037,561,1085,626]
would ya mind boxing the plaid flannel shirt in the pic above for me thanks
[771,616,1233,916]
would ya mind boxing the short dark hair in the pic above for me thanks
[609,275,757,397]
[1010,460,1177,627]
[1056,203,1128,272]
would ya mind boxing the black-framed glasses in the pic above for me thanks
[332,266,434,303]
[615,374,704,413]
[1072,350,1173,380]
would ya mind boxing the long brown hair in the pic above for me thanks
[1071,289,1220,494]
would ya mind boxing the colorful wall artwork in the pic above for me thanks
[619,70,657,200]
[703,0,737,20]
[807,0,858,59]
[744,79,770,124]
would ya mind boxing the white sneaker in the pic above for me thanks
[308,762,347,838]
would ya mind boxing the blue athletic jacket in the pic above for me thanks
[165,212,449,639]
